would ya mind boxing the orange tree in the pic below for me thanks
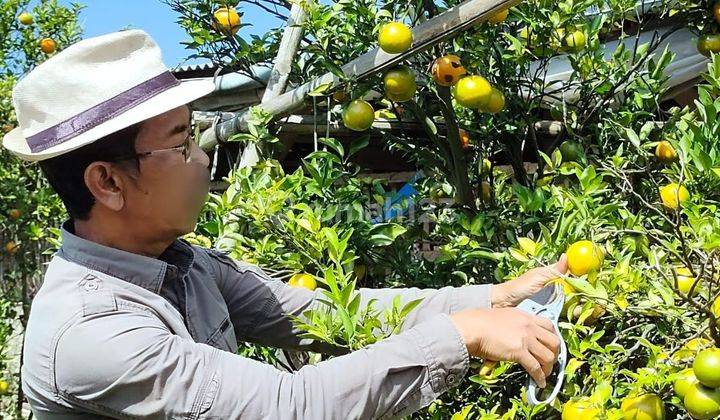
[0,0,81,416]
[174,0,720,418]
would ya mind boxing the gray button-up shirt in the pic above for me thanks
[22,220,491,419]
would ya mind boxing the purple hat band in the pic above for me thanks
[26,71,180,153]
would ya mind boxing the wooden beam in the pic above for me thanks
[261,4,307,102]
[199,0,520,151]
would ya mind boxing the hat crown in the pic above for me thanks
[13,30,167,138]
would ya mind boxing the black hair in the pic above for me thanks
[38,122,144,221]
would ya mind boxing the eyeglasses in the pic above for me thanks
[109,128,194,164]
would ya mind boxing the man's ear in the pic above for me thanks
[84,162,127,212]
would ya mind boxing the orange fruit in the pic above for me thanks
[5,241,18,255]
[673,338,711,362]
[487,8,509,24]
[453,75,492,108]
[684,384,720,420]
[383,65,416,102]
[675,368,700,400]
[479,87,505,113]
[659,183,689,210]
[620,394,665,420]
[459,129,471,149]
[342,100,374,131]
[675,266,698,296]
[480,182,491,202]
[655,141,678,163]
[565,30,587,51]
[289,273,317,291]
[693,348,720,388]
[566,240,604,276]
[698,34,720,57]
[378,22,412,54]
[18,12,33,25]
[40,38,56,54]
[562,397,601,420]
[0,380,7,395]
[213,7,241,35]
[8,209,20,220]
[560,141,583,162]
[715,3,720,24]
[712,296,720,318]
[431,54,467,87]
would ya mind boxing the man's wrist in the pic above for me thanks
[490,284,512,308]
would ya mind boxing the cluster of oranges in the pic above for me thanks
[341,13,508,136]
[697,5,720,56]
[653,139,691,211]
[4,208,21,256]
[17,12,56,54]
[673,341,720,419]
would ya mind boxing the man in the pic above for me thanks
[4,30,566,419]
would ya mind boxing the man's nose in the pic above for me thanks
[189,139,210,168]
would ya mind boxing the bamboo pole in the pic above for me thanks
[198,0,519,151]
[261,3,307,102]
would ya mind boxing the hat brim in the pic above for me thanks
[2,78,216,162]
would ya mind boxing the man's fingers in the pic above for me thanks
[518,351,546,388]
[529,338,556,377]
[534,324,561,357]
[534,315,555,333]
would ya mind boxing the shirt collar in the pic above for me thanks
[57,219,194,293]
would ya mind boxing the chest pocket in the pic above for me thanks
[206,316,237,352]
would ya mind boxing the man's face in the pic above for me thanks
[121,105,211,238]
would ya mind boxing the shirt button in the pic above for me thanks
[84,279,99,291]
[446,373,458,386]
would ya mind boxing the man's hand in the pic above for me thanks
[491,254,569,308]
[449,308,560,387]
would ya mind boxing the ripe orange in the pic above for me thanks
[698,34,720,57]
[8,209,20,220]
[453,75,492,108]
[0,380,7,395]
[289,273,317,291]
[5,241,18,255]
[655,141,678,163]
[693,348,720,388]
[675,368,700,399]
[18,12,33,25]
[213,7,241,35]
[378,22,412,54]
[684,384,720,420]
[487,8,509,24]
[659,183,689,210]
[562,397,601,420]
[479,87,505,113]
[566,240,604,276]
[40,38,56,54]
[714,3,720,23]
[383,65,416,102]
[431,54,467,86]
[342,100,374,131]
[459,129,471,149]
[620,394,665,420]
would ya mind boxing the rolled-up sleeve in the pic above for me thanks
[204,249,491,352]
[54,307,469,419]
